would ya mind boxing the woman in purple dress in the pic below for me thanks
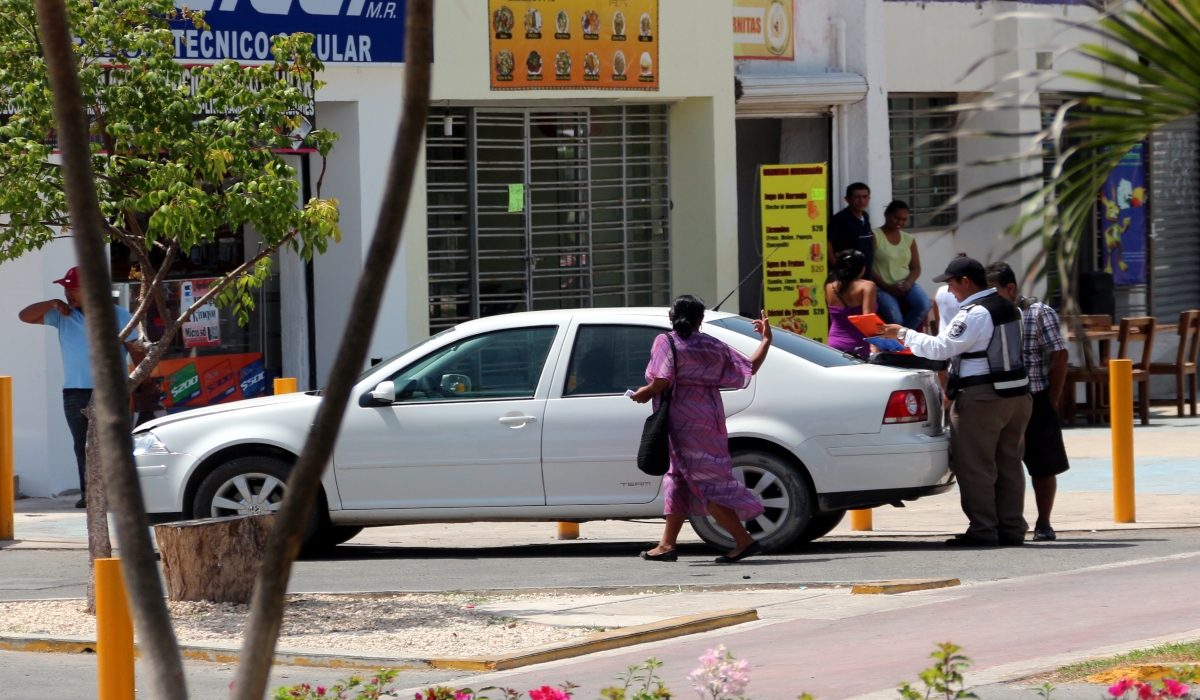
[825,249,877,359]
[630,295,773,564]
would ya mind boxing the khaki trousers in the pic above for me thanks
[949,384,1034,541]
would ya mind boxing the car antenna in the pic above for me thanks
[712,244,784,313]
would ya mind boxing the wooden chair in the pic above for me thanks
[1149,310,1199,417]
[1063,315,1114,425]
[1065,317,1156,425]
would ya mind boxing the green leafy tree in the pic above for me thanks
[0,0,339,389]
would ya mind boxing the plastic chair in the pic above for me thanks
[1149,310,1199,417]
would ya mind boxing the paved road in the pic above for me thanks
[4,528,1200,600]
[420,551,1200,700]
[3,531,1199,699]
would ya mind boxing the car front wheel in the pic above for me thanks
[688,449,814,552]
[193,456,321,545]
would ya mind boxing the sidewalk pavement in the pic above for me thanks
[7,413,1199,550]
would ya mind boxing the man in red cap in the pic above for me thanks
[19,267,140,507]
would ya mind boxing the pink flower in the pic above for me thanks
[1163,680,1189,698]
[1137,682,1154,700]
[317,687,327,696]
[1110,679,1137,697]
[454,692,472,700]
[529,686,570,700]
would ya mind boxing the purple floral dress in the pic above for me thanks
[645,331,766,521]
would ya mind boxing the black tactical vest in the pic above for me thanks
[947,293,1029,399]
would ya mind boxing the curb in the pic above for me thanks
[850,578,960,595]
[0,608,758,672]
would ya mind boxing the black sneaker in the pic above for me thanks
[74,498,86,508]
[1033,525,1057,541]
[999,535,1025,546]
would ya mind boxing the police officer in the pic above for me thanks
[878,256,1033,546]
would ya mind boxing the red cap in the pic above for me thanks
[53,267,81,289]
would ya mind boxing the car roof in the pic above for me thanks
[449,307,740,333]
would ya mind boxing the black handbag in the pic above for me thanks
[636,335,676,476]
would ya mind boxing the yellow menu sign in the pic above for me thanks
[489,0,659,90]
[761,164,829,343]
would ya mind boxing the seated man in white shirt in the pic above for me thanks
[878,256,1033,547]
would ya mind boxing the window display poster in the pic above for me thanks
[733,0,793,60]
[180,279,221,348]
[152,353,267,411]
[489,0,658,90]
[760,164,829,343]
[1103,143,1148,286]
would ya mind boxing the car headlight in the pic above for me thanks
[132,432,171,456]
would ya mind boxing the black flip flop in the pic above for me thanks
[640,549,678,562]
[714,540,762,564]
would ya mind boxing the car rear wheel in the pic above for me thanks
[688,449,814,552]
[797,509,845,543]
[193,456,320,545]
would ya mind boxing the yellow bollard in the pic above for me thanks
[95,558,135,700]
[274,377,298,395]
[850,509,873,531]
[1110,358,1136,523]
[557,522,579,540]
[0,376,12,541]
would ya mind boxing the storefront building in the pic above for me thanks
[0,0,737,497]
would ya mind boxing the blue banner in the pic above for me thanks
[169,0,406,64]
[1103,143,1148,286]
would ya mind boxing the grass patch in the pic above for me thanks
[1040,640,1200,682]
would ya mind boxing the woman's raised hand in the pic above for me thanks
[752,310,773,344]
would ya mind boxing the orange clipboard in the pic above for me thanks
[848,313,913,355]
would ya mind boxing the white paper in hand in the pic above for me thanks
[624,389,636,398]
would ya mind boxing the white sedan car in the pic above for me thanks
[133,308,951,552]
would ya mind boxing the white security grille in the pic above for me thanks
[888,94,958,229]
[426,106,671,333]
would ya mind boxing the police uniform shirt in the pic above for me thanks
[899,289,1005,378]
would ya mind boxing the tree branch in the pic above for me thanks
[118,239,177,344]
[230,2,433,697]
[32,1,188,698]
[126,230,296,389]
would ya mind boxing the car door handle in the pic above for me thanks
[498,415,538,425]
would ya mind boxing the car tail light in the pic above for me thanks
[883,390,927,424]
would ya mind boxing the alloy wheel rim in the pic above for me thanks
[210,472,285,517]
[704,465,791,539]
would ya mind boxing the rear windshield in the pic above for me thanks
[708,316,864,368]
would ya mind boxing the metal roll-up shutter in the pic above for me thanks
[1149,115,1200,317]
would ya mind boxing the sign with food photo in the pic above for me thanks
[489,0,659,90]
[760,164,829,343]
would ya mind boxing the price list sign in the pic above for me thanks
[760,164,829,343]
[489,0,659,90]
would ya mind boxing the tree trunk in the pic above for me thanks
[83,403,112,615]
[229,2,433,698]
[155,515,273,604]
[34,0,189,696]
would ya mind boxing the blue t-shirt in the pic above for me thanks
[43,304,138,390]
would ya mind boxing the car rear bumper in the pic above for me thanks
[816,478,956,512]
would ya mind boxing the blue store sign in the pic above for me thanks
[170,0,407,64]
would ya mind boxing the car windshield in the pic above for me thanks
[707,316,865,368]
[355,328,455,384]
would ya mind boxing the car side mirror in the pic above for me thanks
[369,381,395,405]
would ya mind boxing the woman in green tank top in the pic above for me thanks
[872,201,930,329]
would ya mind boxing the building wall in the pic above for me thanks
[0,241,94,497]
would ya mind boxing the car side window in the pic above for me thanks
[564,325,665,397]
[388,327,558,403]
